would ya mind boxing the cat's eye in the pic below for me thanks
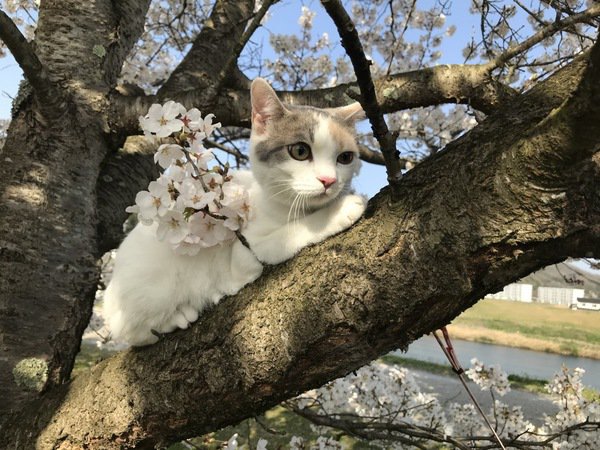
[288,142,312,161]
[337,151,355,165]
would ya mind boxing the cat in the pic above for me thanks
[103,78,367,346]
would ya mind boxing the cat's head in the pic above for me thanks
[249,78,364,210]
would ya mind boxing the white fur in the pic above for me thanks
[104,94,366,346]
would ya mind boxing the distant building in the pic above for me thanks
[486,283,533,302]
[537,287,585,306]
[571,298,600,311]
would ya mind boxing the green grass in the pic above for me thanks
[456,316,600,345]
[451,299,600,358]
[454,300,600,342]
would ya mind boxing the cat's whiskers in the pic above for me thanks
[268,185,295,201]
[300,193,308,222]
[266,181,296,201]
[287,193,302,225]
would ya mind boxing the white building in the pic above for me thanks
[537,287,585,306]
[486,283,533,302]
[572,298,600,311]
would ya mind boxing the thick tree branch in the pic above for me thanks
[157,0,255,96]
[103,0,152,87]
[2,50,600,448]
[97,136,160,253]
[0,9,65,116]
[111,64,516,137]
[321,0,403,198]
[510,43,600,185]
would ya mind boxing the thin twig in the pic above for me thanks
[320,0,403,200]
[358,144,416,170]
[485,3,600,71]
[288,403,471,450]
[204,138,249,164]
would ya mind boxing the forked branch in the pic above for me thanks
[0,9,64,115]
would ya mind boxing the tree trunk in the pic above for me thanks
[0,44,598,448]
[0,0,150,422]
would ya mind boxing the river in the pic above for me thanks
[400,335,600,390]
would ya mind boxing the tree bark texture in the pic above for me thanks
[0,42,599,447]
[0,0,151,422]
[0,0,599,447]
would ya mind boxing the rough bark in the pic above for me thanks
[1,0,599,447]
[157,0,255,96]
[0,0,149,421]
[112,64,517,136]
[1,46,599,448]
[96,136,160,254]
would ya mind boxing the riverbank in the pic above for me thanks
[382,355,548,393]
[449,299,600,359]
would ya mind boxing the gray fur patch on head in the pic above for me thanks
[252,105,357,164]
[253,108,319,163]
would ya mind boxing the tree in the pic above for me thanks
[0,0,599,448]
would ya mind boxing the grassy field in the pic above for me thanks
[448,299,600,359]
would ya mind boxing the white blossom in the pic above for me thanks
[197,113,221,137]
[289,436,305,449]
[129,103,250,253]
[126,179,172,225]
[156,210,188,244]
[465,357,511,396]
[139,101,185,138]
[298,6,316,30]
[176,178,216,210]
[179,107,203,132]
[154,143,184,169]
[225,433,239,450]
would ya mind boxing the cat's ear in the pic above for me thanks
[326,102,366,125]
[251,78,287,135]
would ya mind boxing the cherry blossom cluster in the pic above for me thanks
[0,118,9,149]
[542,366,600,449]
[295,362,446,448]
[265,5,347,90]
[285,359,599,449]
[465,357,511,396]
[127,101,250,255]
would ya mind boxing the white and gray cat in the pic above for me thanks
[103,78,367,346]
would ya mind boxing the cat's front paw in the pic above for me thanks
[333,194,367,231]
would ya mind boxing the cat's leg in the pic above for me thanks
[178,304,199,324]
[157,306,197,335]
[249,193,367,264]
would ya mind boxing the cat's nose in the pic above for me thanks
[317,176,337,189]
